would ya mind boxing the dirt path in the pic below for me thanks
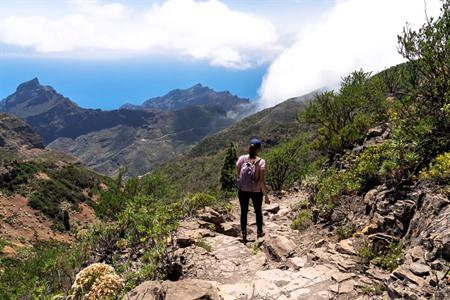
[126,191,389,300]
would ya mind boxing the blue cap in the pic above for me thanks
[250,137,261,146]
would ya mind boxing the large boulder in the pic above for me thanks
[123,279,221,300]
[265,235,296,261]
[197,207,227,226]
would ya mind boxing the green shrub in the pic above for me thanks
[0,161,41,191]
[0,241,89,300]
[313,141,419,208]
[115,197,182,287]
[291,209,312,230]
[356,239,404,271]
[251,241,261,255]
[182,192,220,216]
[372,241,404,271]
[359,283,385,296]
[95,169,128,220]
[263,133,316,191]
[196,240,212,252]
[336,225,354,240]
[420,151,450,183]
[29,179,87,219]
[396,0,450,160]
[357,242,375,265]
[300,70,387,155]
[314,168,360,208]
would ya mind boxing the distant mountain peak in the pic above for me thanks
[122,84,250,112]
[16,78,41,92]
[191,83,204,89]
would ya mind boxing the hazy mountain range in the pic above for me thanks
[0,78,251,176]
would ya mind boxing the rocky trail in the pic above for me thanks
[122,123,450,300]
[125,191,396,300]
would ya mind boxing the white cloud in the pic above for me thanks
[258,0,441,108]
[0,0,280,69]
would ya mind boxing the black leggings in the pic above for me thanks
[238,190,263,234]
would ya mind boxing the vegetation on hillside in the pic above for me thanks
[0,161,103,229]
[0,167,229,299]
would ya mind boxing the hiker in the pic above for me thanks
[236,137,270,243]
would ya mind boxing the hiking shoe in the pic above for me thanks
[257,231,265,238]
[242,231,248,243]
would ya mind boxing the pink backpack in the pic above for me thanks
[238,158,260,191]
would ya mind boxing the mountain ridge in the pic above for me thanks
[0,78,253,176]
[120,83,250,112]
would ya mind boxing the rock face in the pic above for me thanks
[0,113,44,151]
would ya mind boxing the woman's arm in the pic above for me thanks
[260,163,270,204]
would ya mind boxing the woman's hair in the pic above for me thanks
[248,138,262,158]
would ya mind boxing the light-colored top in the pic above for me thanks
[236,154,266,193]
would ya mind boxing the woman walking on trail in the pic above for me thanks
[236,138,270,243]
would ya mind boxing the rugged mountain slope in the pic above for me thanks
[190,92,317,157]
[121,83,249,112]
[0,78,160,144]
[1,79,249,176]
[0,113,105,246]
[154,92,317,193]
[0,113,44,152]
[48,105,233,176]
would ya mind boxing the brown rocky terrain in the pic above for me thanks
[125,188,449,300]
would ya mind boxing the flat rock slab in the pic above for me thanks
[336,238,357,256]
[289,256,307,269]
[409,262,430,277]
[124,279,221,300]
[264,203,280,214]
[332,272,356,283]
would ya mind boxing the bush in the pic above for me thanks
[420,151,450,183]
[300,70,387,155]
[372,241,404,272]
[116,197,181,287]
[29,179,87,220]
[336,225,354,240]
[395,0,450,160]
[263,134,316,191]
[195,240,212,252]
[313,141,419,208]
[291,209,312,230]
[182,192,220,216]
[0,161,40,191]
[356,239,404,271]
[314,168,359,208]
[0,241,90,299]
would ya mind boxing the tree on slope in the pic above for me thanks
[220,143,238,192]
[396,0,450,160]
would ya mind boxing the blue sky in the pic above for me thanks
[0,0,441,109]
[0,56,267,109]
